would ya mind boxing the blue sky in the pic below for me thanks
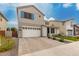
[36,3,79,23]
[0,3,79,27]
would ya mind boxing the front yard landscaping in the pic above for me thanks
[0,36,15,52]
[52,34,79,42]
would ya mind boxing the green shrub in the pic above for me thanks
[53,37,56,40]
[59,39,64,42]
[64,36,79,41]
[0,36,15,52]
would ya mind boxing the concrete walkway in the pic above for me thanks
[23,41,79,56]
[18,37,65,55]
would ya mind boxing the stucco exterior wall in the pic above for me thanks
[5,31,12,37]
[64,20,74,36]
[46,20,74,36]
[48,21,66,35]
[17,6,46,38]
[73,25,79,36]
[42,26,47,36]
[65,20,73,30]
[0,15,7,31]
[17,6,45,27]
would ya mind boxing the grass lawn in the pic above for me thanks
[54,35,79,41]
[0,36,15,52]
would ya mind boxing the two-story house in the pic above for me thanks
[73,24,79,36]
[17,5,78,38]
[17,5,47,37]
[45,19,74,37]
[0,12,8,36]
[0,12,8,31]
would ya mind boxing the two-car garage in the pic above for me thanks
[22,26,41,37]
[21,26,47,37]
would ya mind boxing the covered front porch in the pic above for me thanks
[47,27,59,37]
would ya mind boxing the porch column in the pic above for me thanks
[55,28,57,34]
[49,27,51,37]
[18,27,22,38]
[41,25,43,37]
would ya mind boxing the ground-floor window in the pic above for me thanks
[51,28,55,33]
[75,29,79,35]
[68,30,73,36]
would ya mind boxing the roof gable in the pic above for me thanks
[49,18,73,23]
[17,5,44,16]
[0,12,8,21]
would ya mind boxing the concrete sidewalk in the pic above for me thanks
[23,41,79,56]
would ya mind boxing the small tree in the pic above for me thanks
[11,27,17,32]
[7,27,10,31]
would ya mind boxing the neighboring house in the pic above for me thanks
[0,12,8,31]
[73,25,79,36]
[0,12,8,36]
[17,5,47,37]
[45,19,74,36]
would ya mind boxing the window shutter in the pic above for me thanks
[31,14,35,20]
[21,11,24,18]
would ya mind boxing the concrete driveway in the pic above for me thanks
[23,41,79,56]
[18,37,65,55]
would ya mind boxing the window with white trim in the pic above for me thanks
[21,11,35,20]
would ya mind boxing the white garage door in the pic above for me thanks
[22,27,41,37]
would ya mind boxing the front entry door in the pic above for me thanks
[47,27,49,37]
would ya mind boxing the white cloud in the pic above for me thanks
[14,3,35,7]
[63,3,72,8]
[44,16,48,20]
[63,3,79,10]
[76,3,79,10]
[8,20,18,24]
[44,16,55,21]
[7,20,18,28]
[48,17,55,21]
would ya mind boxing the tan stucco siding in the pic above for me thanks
[48,21,66,35]
[64,20,74,36]
[0,15,7,31]
[64,20,73,30]
[17,6,45,27]
[47,20,74,36]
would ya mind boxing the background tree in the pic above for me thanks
[7,27,10,31]
[11,27,17,32]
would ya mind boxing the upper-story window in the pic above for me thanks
[21,11,35,20]
[71,22,73,27]
[51,28,55,33]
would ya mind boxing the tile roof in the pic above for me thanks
[0,12,8,21]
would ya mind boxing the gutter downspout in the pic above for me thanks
[73,25,76,36]
[41,25,43,37]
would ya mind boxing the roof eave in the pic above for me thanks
[17,5,45,16]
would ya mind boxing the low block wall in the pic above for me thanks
[5,31,12,37]
[0,31,5,36]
